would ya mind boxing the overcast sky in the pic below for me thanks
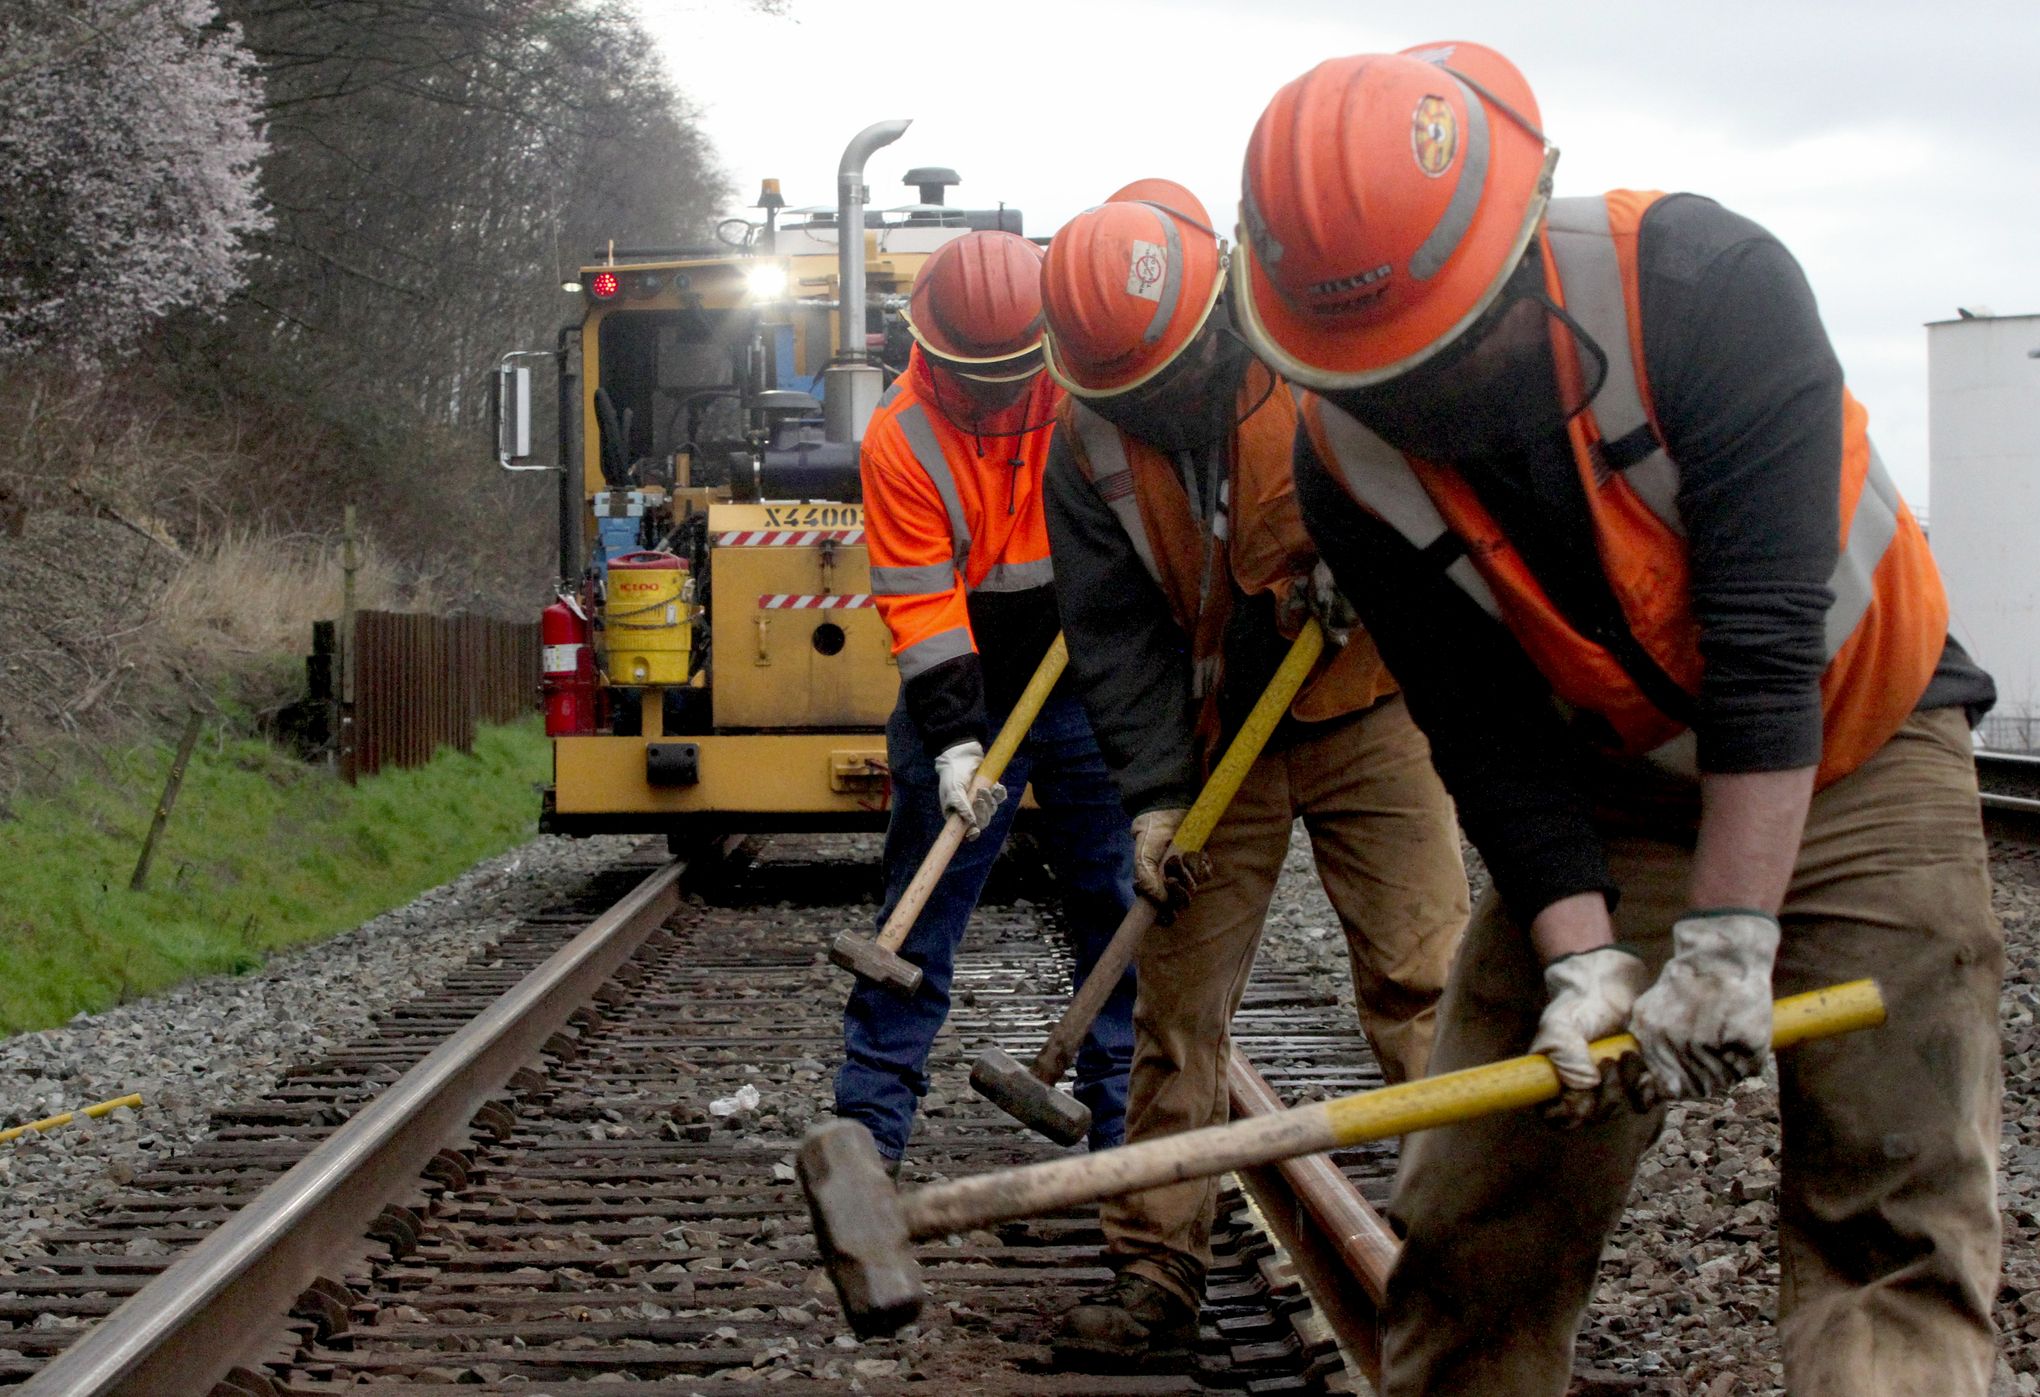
[642,0,2040,513]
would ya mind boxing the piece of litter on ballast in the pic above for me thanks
[709,1083,762,1116]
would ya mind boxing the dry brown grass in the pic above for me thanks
[150,532,448,662]
[0,357,545,798]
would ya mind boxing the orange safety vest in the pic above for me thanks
[1061,361,1396,747]
[1300,190,1948,788]
[862,349,1061,680]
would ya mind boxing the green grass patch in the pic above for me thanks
[0,720,549,1036]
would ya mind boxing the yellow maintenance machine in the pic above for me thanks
[493,121,1018,846]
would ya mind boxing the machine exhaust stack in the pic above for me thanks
[824,119,911,446]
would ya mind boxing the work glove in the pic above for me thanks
[1277,561,1360,647]
[1130,806,1210,915]
[934,740,1005,840]
[1630,910,1781,1101]
[1530,944,1653,1128]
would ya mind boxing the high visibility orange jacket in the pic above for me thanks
[1059,361,1396,753]
[862,348,1064,751]
[1301,190,1948,789]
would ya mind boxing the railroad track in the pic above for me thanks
[0,836,1389,1395]
[10,753,2032,1396]
[1980,750,2040,850]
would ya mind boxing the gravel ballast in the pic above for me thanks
[3,823,2033,1392]
[0,833,636,1262]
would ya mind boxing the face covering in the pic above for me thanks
[920,351,1051,438]
[1088,310,1257,453]
[1323,246,1608,463]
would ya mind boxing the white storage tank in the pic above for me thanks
[1928,311,2040,749]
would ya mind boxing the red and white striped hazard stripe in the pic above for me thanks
[756,593,874,610]
[715,529,864,547]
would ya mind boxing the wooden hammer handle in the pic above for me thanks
[1027,899,1158,1080]
[872,635,1069,956]
[874,820,969,954]
[1027,622,1326,1083]
[908,980,1887,1239]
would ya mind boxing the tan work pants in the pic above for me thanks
[1108,694,1470,1307]
[1383,708,2004,1396]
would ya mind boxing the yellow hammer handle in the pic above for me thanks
[977,633,1068,789]
[1324,980,1886,1144]
[909,982,1885,1240]
[1173,619,1324,853]
[0,1093,144,1146]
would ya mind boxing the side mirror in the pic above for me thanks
[494,350,558,471]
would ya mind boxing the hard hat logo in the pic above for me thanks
[1126,241,1167,303]
[1041,184,1228,398]
[1233,42,1555,389]
[1412,96,1458,177]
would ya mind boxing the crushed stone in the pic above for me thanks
[0,834,635,1261]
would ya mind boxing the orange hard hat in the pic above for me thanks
[903,230,1047,382]
[1234,41,1557,389]
[1041,182,1227,397]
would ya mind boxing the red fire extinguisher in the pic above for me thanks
[540,594,598,736]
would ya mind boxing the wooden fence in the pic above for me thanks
[341,611,539,781]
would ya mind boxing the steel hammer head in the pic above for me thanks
[828,932,925,997]
[969,1046,1092,1146]
[797,1119,926,1338]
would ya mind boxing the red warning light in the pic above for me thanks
[590,271,620,300]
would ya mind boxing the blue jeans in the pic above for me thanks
[835,690,1137,1159]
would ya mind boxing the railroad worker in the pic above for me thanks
[837,229,1137,1168]
[1034,180,1470,1369]
[1233,41,2004,1396]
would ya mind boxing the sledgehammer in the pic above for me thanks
[969,620,1327,1143]
[802,978,1887,1338]
[829,634,1069,996]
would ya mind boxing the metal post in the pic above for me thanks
[341,506,359,705]
[556,325,582,588]
[339,506,359,780]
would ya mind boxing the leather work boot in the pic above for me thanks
[1052,1271,1197,1371]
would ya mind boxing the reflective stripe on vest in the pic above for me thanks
[1542,198,1683,535]
[1327,197,1908,669]
[1829,442,1904,657]
[891,401,1055,595]
[896,625,974,681]
[1543,196,1900,665]
[1071,404,1162,583]
[896,403,972,581]
[978,558,1056,592]
[1314,404,1503,620]
[869,561,956,595]
[1069,404,1230,581]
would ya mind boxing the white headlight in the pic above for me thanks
[746,264,788,300]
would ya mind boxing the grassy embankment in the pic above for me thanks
[0,720,549,1036]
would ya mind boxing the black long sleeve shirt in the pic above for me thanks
[1046,414,1325,819]
[1044,429,1204,817]
[1294,194,1993,927]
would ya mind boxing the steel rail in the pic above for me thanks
[1977,750,2040,838]
[21,855,690,1397]
[1227,1049,1395,1384]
